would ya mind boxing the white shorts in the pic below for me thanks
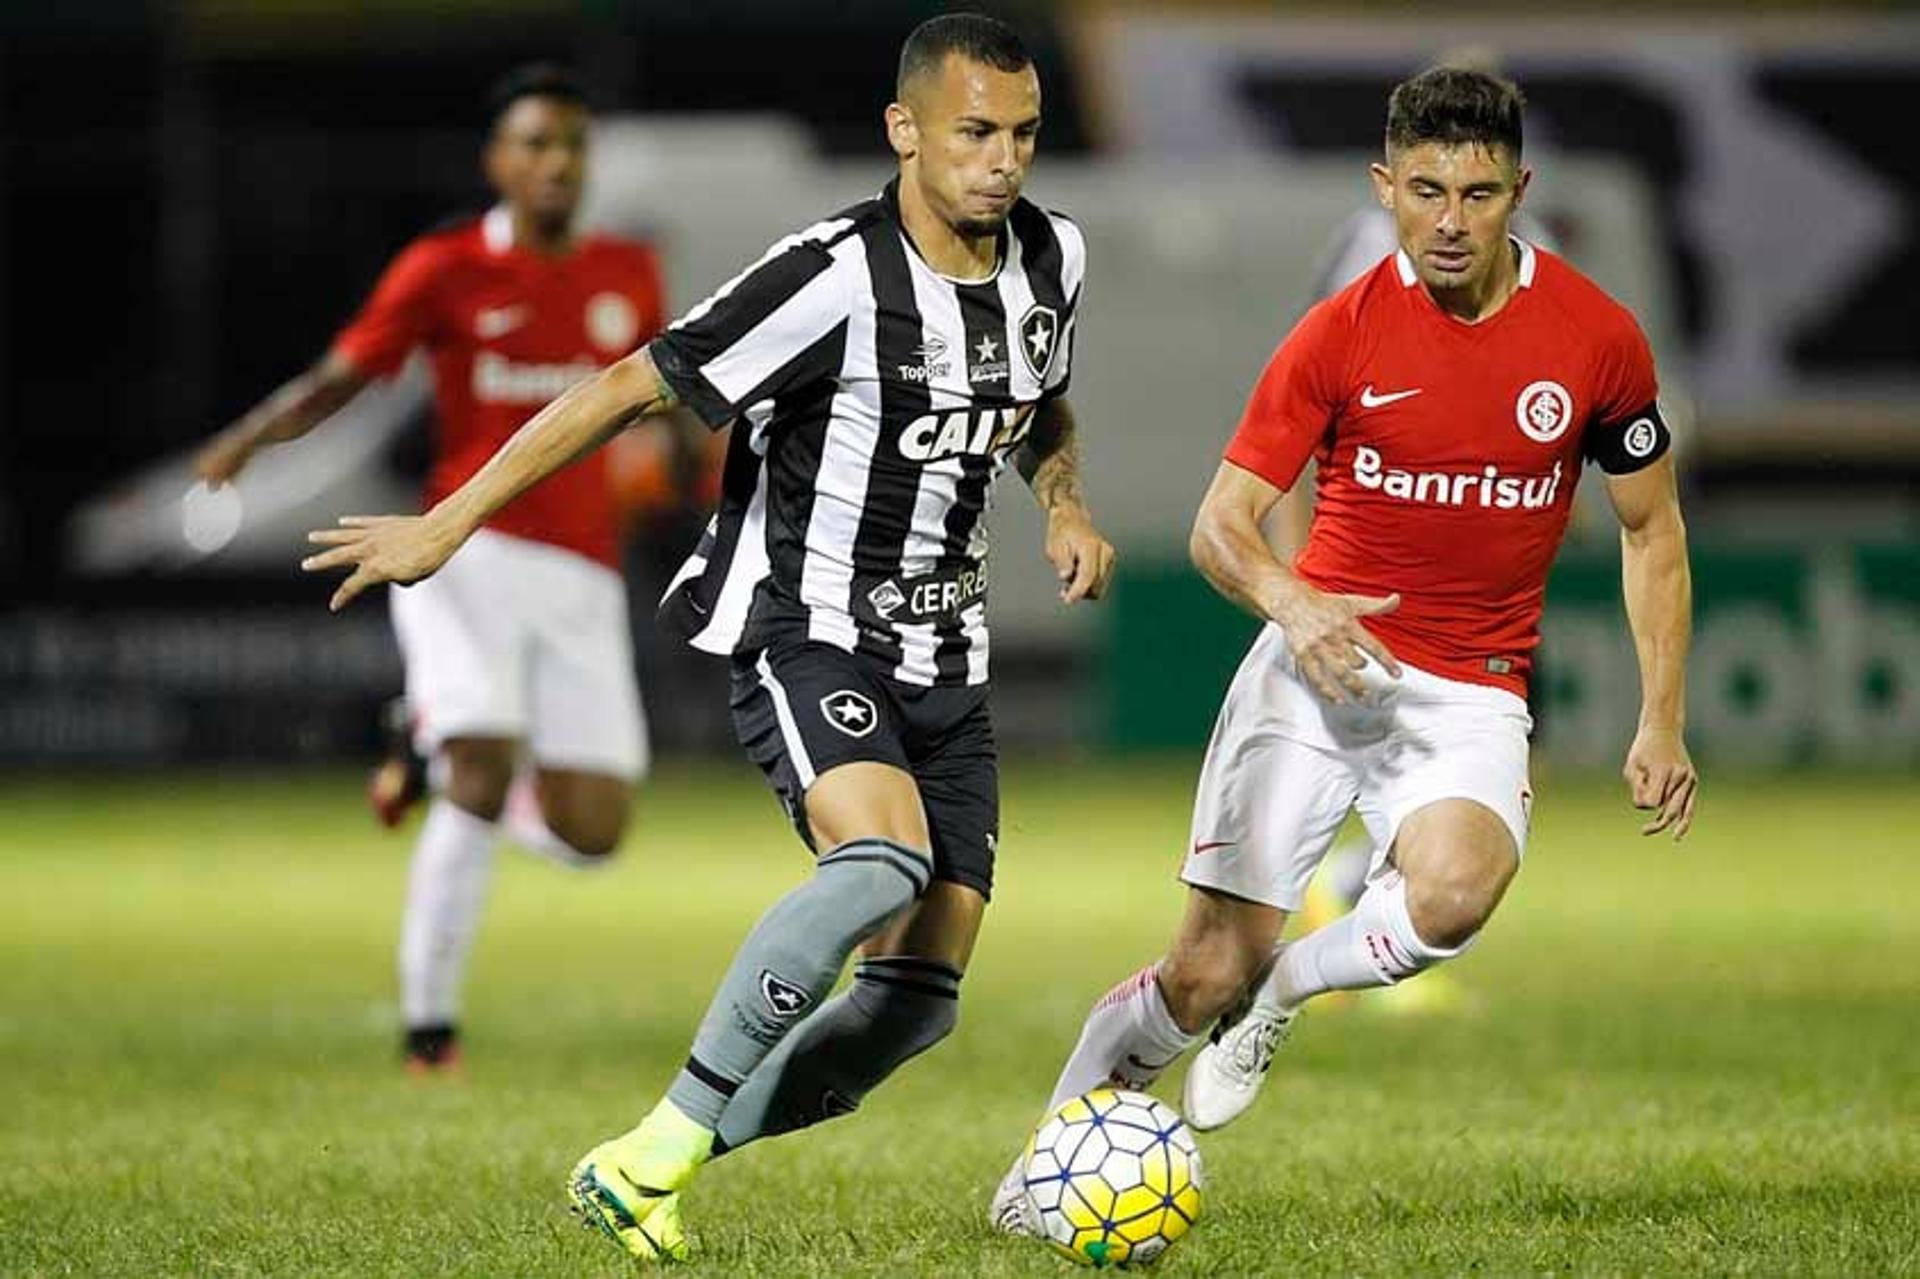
[389,529,649,780]
[1181,624,1532,911]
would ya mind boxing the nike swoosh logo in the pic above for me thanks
[1191,840,1235,856]
[475,306,528,339]
[1359,385,1423,409]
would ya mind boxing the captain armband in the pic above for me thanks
[1585,401,1671,475]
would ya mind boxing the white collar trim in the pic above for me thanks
[482,205,514,254]
[1514,235,1538,287]
[1397,235,1537,288]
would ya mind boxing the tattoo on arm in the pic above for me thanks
[1017,399,1086,514]
[649,371,681,415]
[596,347,683,441]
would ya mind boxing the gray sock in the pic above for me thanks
[665,839,931,1128]
[713,956,961,1153]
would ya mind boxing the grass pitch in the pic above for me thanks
[1,762,1916,1276]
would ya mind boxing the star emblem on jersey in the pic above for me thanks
[1018,304,1059,379]
[1359,384,1423,409]
[759,969,812,1018]
[820,690,878,738]
[975,333,1000,363]
[1515,379,1574,443]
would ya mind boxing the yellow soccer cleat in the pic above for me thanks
[566,1101,713,1263]
[567,1159,686,1263]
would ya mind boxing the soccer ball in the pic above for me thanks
[1019,1088,1204,1267]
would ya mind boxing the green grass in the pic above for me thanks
[1,762,1916,1276]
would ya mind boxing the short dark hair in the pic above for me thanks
[1385,66,1524,159]
[484,62,589,133]
[897,12,1033,97]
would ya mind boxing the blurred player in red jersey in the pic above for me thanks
[195,64,670,1072]
[995,66,1698,1225]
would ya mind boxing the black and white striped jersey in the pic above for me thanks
[653,178,1086,688]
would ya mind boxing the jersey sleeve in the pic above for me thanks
[1040,216,1086,402]
[1583,312,1671,475]
[330,240,442,380]
[1223,299,1347,491]
[649,234,849,429]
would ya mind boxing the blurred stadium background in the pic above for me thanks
[7,1,1918,766]
[2,3,1916,1274]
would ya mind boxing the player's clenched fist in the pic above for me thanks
[1045,509,1116,604]
[1271,586,1403,704]
[303,514,460,612]
[1623,724,1698,840]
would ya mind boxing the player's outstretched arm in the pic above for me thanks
[195,353,371,487]
[1191,460,1401,703]
[302,346,677,612]
[1607,453,1698,839]
[1016,397,1115,604]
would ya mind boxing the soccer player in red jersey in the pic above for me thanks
[993,66,1699,1224]
[194,65,669,1072]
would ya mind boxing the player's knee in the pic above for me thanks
[1405,867,1505,950]
[441,747,514,821]
[546,809,625,859]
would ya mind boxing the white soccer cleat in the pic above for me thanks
[989,1152,1041,1238]
[1182,1003,1295,1132]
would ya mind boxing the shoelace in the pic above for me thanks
[1228,1013,1290,1075]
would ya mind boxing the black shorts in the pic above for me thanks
[730,639,999,899]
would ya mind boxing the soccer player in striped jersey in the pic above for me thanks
[301,14,1114,1259]
[196,65,669,1074]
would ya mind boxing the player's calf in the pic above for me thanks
[1158,883,1285,1026]
[1038,888,1279,1112]
[711,956,961,1152]
[1157,945,1265,1037]
[1184,867,1480,1132]
[663,838,933,1133]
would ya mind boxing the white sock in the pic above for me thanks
[1266,869,1464,1010]
[398,799,499,1028]
[500,772,610,871]
[1045,964,1197,1112]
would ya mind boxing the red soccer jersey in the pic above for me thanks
[331,206,668,568]
[1226,240,1667,695]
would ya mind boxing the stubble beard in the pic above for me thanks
[952,213,1008,240]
